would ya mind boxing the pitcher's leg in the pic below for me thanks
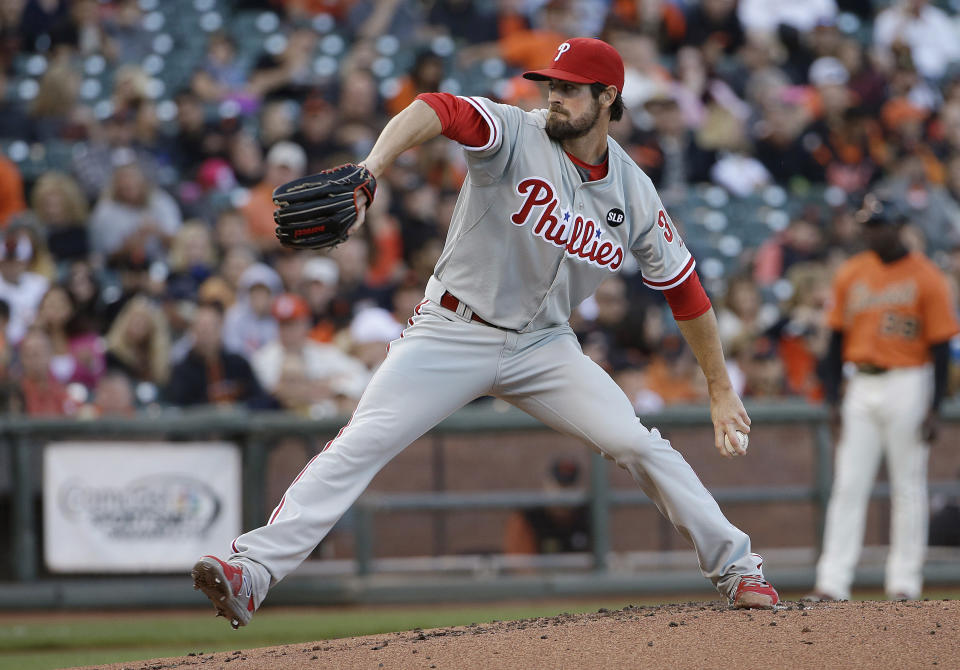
[230,309,502,598]
[497,329,763,598]
[881,368,931,599]
[814,378,883,600]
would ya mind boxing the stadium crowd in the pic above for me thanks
[2,0,960,418]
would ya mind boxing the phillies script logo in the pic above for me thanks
[510,177,624,270]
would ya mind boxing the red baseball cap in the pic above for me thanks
[272,293,310,322]
[523,38,624,93]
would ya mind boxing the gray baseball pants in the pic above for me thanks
[230,299,763,608]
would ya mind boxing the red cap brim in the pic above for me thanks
[522,68,597,85]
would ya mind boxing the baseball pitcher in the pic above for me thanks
[193,38,779,628]
[809,194,959,601]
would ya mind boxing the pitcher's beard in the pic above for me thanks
[545,102,600,141]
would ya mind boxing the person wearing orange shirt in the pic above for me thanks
[0,155,26,227]
[808,194,960,602]
[241,142,307,252]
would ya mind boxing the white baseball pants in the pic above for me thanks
[230,299,764,607]
[815,366,931,600]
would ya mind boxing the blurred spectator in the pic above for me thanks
[101,0,149,65]
[0,70,31,140]
[240,141,307,252]
[737,0,837,37]
[873,0,960,81]
[574,276,643,372]
[165,300,268,408]
[425,0,500,44]
[643,334,708,404]
[228,130,266,189]
[72,109,163,199]
[103,294,171,390]
[89,158,183,266]
[768,263,831,401]
[33,284,105,389]
[334,69,382,155]
[18,0,70,54]
[302,256,341,343]
[0,154,26,227]
[171,90,229,176]
[248,27,319,102]
[0,298,10,380]
[259,100,298,150]
[877,153,960,250]
[460,1,575,71]
[347,306,402,371]
[608,0,686,54]
[0,225,49,345]
[346,0,424,43]
[223,263,282,359]
[109,64,152,120]
[27,60,87,142]
[753,99,822,185]
[213,208,253,256]
[716,275,779,350]
[17,326,77,415]
[270,247,307,293]
[165,221,217,302]
[48,0,112,59]
[191,31,252,109]
[684,0,745,62]
[630,91,716,201]
[293,96,343,175]
[387,50,445,117]
[503,457,591,555]
[736,334,788,397]
[8,218,55,280]
[217,246,256,296]
[27,171,89,263]
[838,37,887,110]
[88,369,136,416]
[251,293,369,417]
[799,59,887,193]
[753,217,827,284]
[63,260,108,334]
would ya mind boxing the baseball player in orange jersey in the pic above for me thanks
[192,38,780,628]
[809,195,960,601]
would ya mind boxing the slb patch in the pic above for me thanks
[606,208,625,227]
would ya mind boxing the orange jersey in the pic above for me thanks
[827,251,959,368]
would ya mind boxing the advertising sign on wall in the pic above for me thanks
[43,442,241,573]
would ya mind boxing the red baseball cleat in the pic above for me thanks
[191,555,255,629]
[732,574,780,609]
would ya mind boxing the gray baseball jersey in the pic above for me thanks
[425,97,693,331]
[221,97,766,616]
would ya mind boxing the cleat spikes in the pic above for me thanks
[231,619,240,630]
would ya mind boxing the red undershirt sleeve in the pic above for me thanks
[662,269,712,320]
[416,92,491,149]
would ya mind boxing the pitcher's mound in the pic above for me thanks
[82,599,958,670]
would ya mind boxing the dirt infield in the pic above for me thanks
[79,599,957,670]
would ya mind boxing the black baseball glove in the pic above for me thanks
[273,163,377,250]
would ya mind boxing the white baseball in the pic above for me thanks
[724,430,748,455]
